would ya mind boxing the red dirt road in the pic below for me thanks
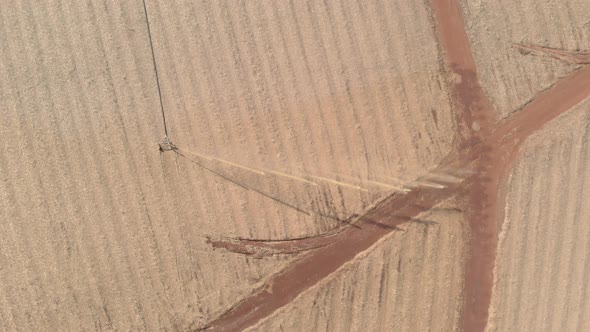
[432,1,590,331]
[431,1,499,331]
[496,65,590,144]
[201,1,590,331]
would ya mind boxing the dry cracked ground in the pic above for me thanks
[0,0,589,331]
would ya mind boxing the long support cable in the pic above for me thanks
[141,0,169,137]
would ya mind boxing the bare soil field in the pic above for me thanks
[0,0,589,331]
[0,2,296,330]
[0,0,455,331]
[488,100,590,331]
[152,0,456,240]
[460,0,590,117]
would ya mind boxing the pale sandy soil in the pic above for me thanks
[461,0,590,117]
[0,0,455,331]
[488,99,590,331]
[1,0,589,331]
[152,0,457,239]
[0,2,297,330]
